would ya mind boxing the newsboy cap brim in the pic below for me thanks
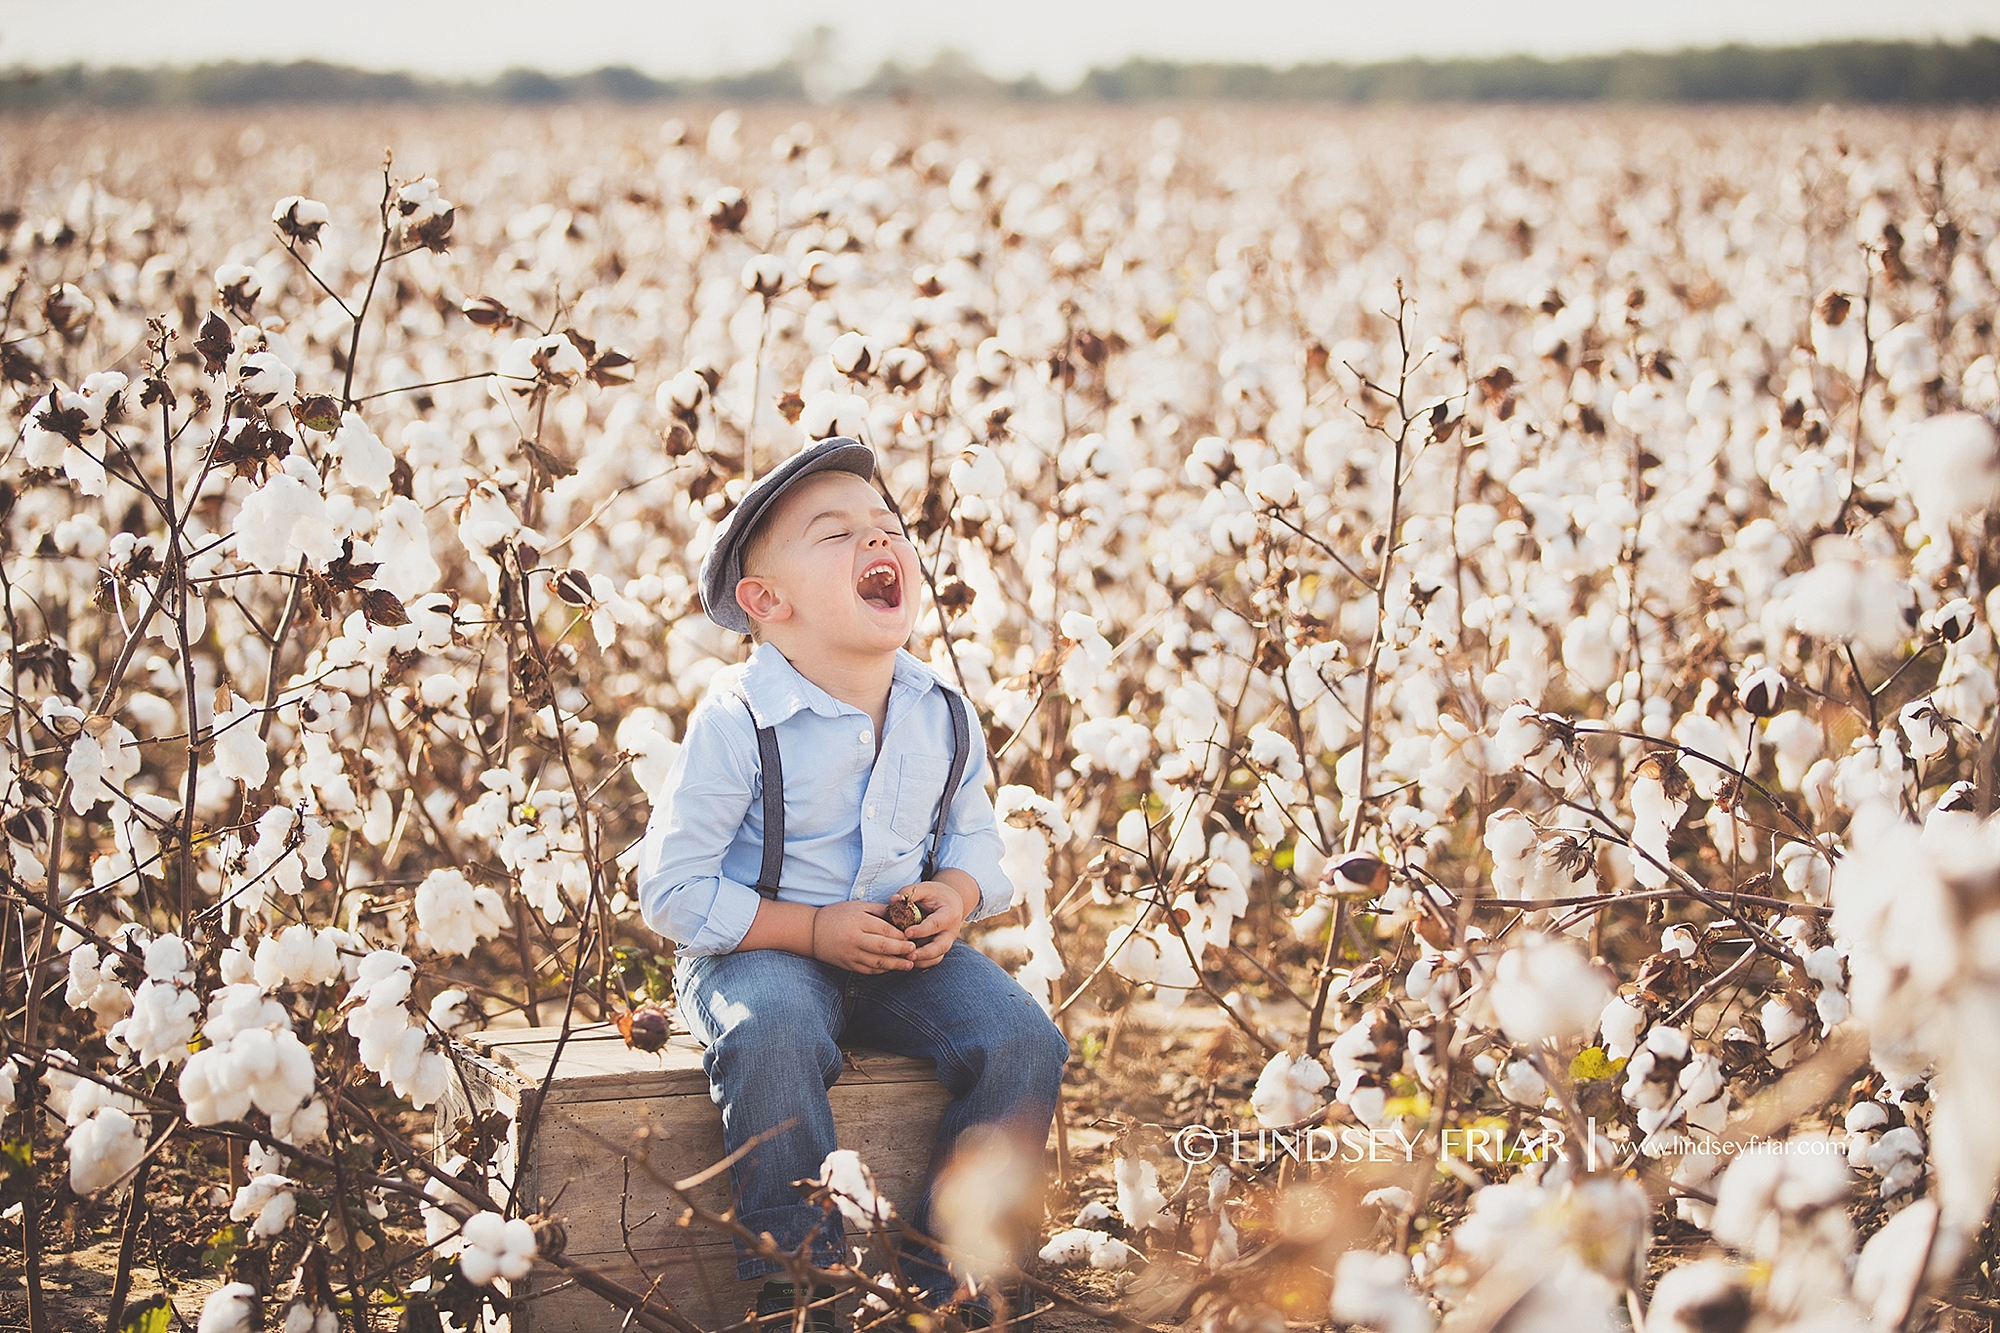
[697,436,879,635]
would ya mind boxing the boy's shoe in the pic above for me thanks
[756,1280,840,1333]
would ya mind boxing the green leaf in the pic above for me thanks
[1274,845,1296,872]
[1,1138,31,1174]
[120,1294,173,1333]
[202,1222,245,1270]
[1569,1047,1626,1083]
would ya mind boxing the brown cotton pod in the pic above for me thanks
[618,1003,671,1054]
[887,893,925,931]
[1320,852,1390,899]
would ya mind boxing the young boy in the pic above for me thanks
[636,437,1069,1328]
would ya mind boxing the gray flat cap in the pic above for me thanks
[698,436,878,634]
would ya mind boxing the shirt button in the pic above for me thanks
[865,804,877,818]
[859,729,871,744]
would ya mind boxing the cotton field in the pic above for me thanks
[5,101,2000,1331]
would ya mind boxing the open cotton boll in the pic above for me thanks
[1489,935,1613,1044]
[1250,1051,1330,1127]
[1889,412,2000,531]
[329,411,394,495]
[1330,1250,1434,1333]
[457,1210,538,1286]
[1039,1226,1129,1269]
[1113,1155,1173,1232]
[198,1283,259,1333]
[230,1173,297,1237]
[818,1148,894,1225]
[67,1105,149,1195]
[415,867,511,957]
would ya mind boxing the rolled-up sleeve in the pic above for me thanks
[635,698,766,956]
[933,710,1014,923]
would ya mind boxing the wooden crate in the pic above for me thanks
[439,1021,950,1333]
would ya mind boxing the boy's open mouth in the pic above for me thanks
[857,560,903,610]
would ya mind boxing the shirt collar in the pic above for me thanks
[740,643,942,727]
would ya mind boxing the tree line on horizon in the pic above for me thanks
[1,37,1996,110]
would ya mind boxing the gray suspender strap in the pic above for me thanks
[746,686,971,900]
[921,690,972,881]
[747,697,786,899]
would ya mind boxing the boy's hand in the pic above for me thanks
[810,900,917,973]
[896,876,978,967]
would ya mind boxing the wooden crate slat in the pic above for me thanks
[466,1029,940,1105]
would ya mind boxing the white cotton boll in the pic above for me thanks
[231,1173,297,1237]
[1647,1261,1751,1333]
[215,264,262,306]
[1599,996,1648,1060]
[112,980,200,1068]
[1763,711,1821,789]
[428,988,473,1034]
[67,1106,149,1195]
[1330,1250,1433,1333]
[330,411,394,495]
[1498,1058,1548,1106]
[1628,770,1686,891]
[211,692,270,786]
[415,867,511,957]
[818,1148,894,1225]
[1040,1227,1127,1269]
[1891,411,2000,530]
[198,1283,258,1333]
[456,1210,539,1286]
[1246,463,1301,509]
[1068,717,1151,780]
[1782,535,1911,654]
[1868,1126,1926,1197]
[1846,1102,1889,1135]
[1898,699,1951,761]
[615,707,681,796]
[66,944,132,1030]
[1760,996,1811,1068]
[1768,449,1846,532]
[950,446,1007,501]
[237,350,295,406]
[1114,1155,1173,1232]
[1250,1051,1330,1128]
[1207,1209,1238,1269]
[280,1301,338,1333]
[234,460,342,572]
[370,497,442,601]
[1490,935,1613,1044]
[252,923,343,991]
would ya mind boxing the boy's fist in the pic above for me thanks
[810,899,917,973]
[895,877,977,967]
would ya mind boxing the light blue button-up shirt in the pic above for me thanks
[636,643,1014,956]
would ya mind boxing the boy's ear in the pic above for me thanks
[735,575,791,629]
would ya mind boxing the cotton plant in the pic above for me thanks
[10,105,2000,1330]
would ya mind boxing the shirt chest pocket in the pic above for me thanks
[891,755,953,843]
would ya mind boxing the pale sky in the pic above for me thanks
[3,0,1995,89]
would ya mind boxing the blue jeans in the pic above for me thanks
[674,942,1069,1303]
